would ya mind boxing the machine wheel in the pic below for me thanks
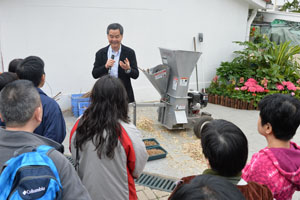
[193,116,213,139]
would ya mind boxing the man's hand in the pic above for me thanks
[120,58,130,70]
[105,59,115,69]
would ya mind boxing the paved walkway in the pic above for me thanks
[136,185,170,200]
[63,103,300,200]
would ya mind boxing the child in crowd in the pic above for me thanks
[242,93,300,200]
[169,119,273,200]
[170,174,245,200]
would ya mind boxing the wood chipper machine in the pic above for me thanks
[135,48,210,130]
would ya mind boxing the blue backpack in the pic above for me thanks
[0,145,63,199]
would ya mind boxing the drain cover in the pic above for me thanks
[65,155,176,193]
[135,172,177,192]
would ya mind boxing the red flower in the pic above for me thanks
[264,89,269,93]
[276,83,284,91]
[252,27,256,32]
[241,86,248,91]
[252,93,256,96]
[249,86,256,92]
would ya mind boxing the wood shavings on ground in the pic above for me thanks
[137,117,155,132]
[182,140,206,164]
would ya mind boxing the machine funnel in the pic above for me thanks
[159,48,202,98]
[142,65,170,97]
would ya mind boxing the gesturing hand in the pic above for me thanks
[120,58,130,70]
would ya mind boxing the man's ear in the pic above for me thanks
[34,105,43,123]
[39,74,46,88]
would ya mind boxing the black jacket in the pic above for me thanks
[92,44,139,103]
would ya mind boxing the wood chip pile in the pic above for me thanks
[147,149,165,156]
[137,118,155,132]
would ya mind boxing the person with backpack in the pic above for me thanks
[0,80,91,199]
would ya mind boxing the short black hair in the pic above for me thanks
[106,23,124,35]
[8,58,23,73]
[198,119,248,177]
[258,93,300,141]
[170,174,245,200]
[16,56,45,87]
[0,72,18,91]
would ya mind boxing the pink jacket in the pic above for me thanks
[242,142,300,200]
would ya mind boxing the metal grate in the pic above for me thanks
[64,156,176,193]
[135,173,176,192]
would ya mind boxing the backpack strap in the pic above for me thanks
[72,118,82,172]
[1,145,36,174]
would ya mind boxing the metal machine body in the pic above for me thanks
[143,48,208,129]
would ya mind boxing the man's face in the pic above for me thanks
[107,29,123,51]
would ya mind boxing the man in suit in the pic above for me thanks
[92,23,139,103]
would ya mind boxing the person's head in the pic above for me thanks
[8,58,23,73]
[16,56,45,88]
[0,72,18,91]
[170,174,245,200]
[75,75,129,159]
[106,23,123,51]
[195,119,248,177]
[0,80,42,128]
[258,93,300,141]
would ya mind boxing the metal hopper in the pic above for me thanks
[159,48,201,98]
[142,64,170,97]
[142,48,204,129]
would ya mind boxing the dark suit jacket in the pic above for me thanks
[92,44,139,103]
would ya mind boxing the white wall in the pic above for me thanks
[0,0,249,110]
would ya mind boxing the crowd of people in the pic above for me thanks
[0,23,299,200]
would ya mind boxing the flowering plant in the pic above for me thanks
[208,31,300,107]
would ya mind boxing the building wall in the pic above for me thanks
[0,0,249,110]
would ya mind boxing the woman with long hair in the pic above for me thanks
[70,75,148,200]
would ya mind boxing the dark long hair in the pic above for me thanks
[75,75,130,159]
